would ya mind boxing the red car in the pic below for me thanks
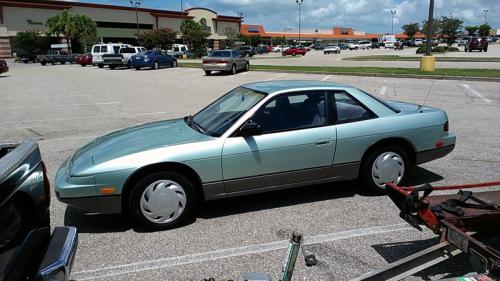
[76,53,92,66]
[0,59,8,75]
[282,47,307,56]
[465,37,488,52]
[266,45,273,52]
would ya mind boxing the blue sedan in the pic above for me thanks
[55,80,455,230]
[129,50,177,70]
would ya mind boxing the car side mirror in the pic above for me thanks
[239,121,262,137]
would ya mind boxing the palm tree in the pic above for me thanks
[46,10,74,53]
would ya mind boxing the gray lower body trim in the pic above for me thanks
[57,195,121,214]
[416,144,455,165]
[203,162,360,201]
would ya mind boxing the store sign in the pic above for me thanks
[27,19,44,25]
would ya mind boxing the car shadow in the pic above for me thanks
[0,75,10,78]
[372,237,474,279]
[63,166,444,233]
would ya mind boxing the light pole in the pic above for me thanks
[181,0,185,45]
[390,9,397,34]
[483,9,488,24]
[296,0,303,46]
[130,1,141,37]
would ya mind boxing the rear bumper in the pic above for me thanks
[129,61,153,67]
[416,144,455,165]
[202,63,230,71]
[57,194,122,214]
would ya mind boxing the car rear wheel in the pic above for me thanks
[205,70,211,76]
[98,64,104,68]
[245,62,250,71]
[81,64,86,67]
[109,64,116,70]
[231,64,237,75]
[41,61,46,66]
[172,60,177,67]
[135,66,141,70]
[0,203,22,249]
[153,61,159,70]
[128,172,195,230]
[360,145,409,194]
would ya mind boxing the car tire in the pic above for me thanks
[355,47,358,50]
[172,60,177,67]
[0,203,22,249]
[153,61,159,70]
[205,70,211,76]
[81,64,86,67]
[128,171,196,230]
[231,64,237,75]
[98,64,104,68]
[135,67,141,70]
[282,52,286,56]
[360,145,410,195]
[245,62,250,71]
[109,64,116,70]
[41,61,47,66]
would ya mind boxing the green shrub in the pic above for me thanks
[416,46,459,54]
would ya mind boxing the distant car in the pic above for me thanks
[349,41,371,50]
[457,37,470,46]
[55,80,456,230]
[465,37,488,52]
[272,46,284,52]
[312,43,325,50]
[256,45,269,54]
[103,46,146,69]
[324,44,340,54]
[414,39,423,46]
[338,43,349,50]
[37,50,76,65]
[238,46,256,57]
[129,50,178,70]
[371,42,381,49]
[91,43,131,68]
[0,59,8,74]
[384,41,395,49]
[282,47,307,56]
[76,53,92,67]
[202,50,249,76]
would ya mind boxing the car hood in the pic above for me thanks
[70,118,212,175]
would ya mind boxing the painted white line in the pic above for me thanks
[38,135,100,144]
[1,101,122,111]
[0,111,168,125]
[460,84,492,103]
[321,75,332,81]
[378,86,387,95]
[72,223,411,280]
[265,73,287,81]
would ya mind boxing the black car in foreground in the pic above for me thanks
[237,46,256,57]
[0,140,78,281]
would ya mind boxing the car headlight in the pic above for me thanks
[144,56,149,62]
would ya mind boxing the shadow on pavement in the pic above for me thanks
[63,166,444,233]
[372,237,474,279]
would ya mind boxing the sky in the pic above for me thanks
[78,0,499,34]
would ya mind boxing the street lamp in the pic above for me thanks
[130,1,141,37]
[390,9,397,34]
[296,0,304,46]
[483,9,488,24]
[181,0,185,45]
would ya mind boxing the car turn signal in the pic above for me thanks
[100,187,116,194]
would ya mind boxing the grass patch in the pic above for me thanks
[178,62,500,78]
[343,55,500,62]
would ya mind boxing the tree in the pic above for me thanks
[272,36,286,46]
[478,24,492,37]
[422,18,441,37]
[12,30,43,57]
[46,10,73,52]
[465,26,478,35]
[70,14,97,53]
[223,26,239,48]
[440,15,463,46]
[239,34,263,46]
[402,22,420,40]
[181,19,211,57]
[138,28,177,50]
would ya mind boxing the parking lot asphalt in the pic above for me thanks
[185,44,500,69]
[1,62,499,280]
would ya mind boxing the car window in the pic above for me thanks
[232,51,241,57]
[92,46,100,53]
[330,91,375,124]
[210,51,231,57]
[251,92,327,134]
[113,46,120,54]
[101,46,108,53]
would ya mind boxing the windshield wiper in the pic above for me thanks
[184,115,205,134]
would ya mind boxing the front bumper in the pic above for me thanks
[202,63,230,71]
[57,194,121,214]
[0,66,9,73]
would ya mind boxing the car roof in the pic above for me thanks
[242,80,350,94]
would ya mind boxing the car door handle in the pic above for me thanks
[315,140,330,145]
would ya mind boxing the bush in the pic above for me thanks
[416,46,459,54]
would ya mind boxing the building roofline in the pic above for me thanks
[185,7,217,14]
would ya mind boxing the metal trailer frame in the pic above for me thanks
[352,181,500,281]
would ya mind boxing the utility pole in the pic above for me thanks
[483,9,488,24]
[130,1,141,38]
[181,0,185,45]
[296,0,304,46]
[425,0,434,56]
[390,9,397,34]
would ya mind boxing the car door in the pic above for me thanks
[222,91,337,193]
[232,51,244,69]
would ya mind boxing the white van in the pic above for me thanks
[91,43,132,68]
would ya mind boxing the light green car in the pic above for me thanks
[55,80,455,229]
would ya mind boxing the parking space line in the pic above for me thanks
[72,223,411,280]
[1,101,122,111]
[265,73,287,81]
[0,111,168,125]
[321,75,332,81]
[378,86,387,95]
[460,84,492,103]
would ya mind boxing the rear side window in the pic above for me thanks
[92,46,100,53]
[330,92,376,124]
[101,46,108,52]
[113,46,120,54]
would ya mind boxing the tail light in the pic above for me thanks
[218,60,228,64]
[202,60,209,64]
[444,121,449,132]
[41,161,51,204]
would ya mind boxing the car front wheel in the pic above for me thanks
[245,62,250,71]
[360,145,409,194]
[231,64,237,75]
[205,70,211,76]
[128,172,195,230]
[153,61,159,70]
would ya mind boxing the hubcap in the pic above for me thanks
[140,180,186,224]
[371,152,405,188]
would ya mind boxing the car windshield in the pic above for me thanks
[192,87,267,137]
[137,51,152,56]
[210,51,231,57]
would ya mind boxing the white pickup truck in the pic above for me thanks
[102,46,146,69]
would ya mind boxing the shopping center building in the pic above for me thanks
[0,0,242,57]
